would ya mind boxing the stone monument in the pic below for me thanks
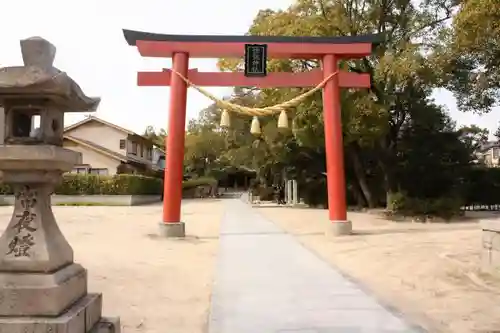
[0,37,120,332]
[481,219,500,274]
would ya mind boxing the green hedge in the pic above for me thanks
[182,177,217,189]
[461,167,500,207]
[387,191,463,219]
[386,167,500,217]
[0,174,162,195]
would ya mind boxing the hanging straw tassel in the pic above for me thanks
[250,116,261,135]
[220,109,231,128]
[277,110,289,129]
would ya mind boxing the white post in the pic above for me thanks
[283,178,288,204]
[292,180,298,205]
[286,180,293,205]
[292,180,299,205]
[0,108,4,144]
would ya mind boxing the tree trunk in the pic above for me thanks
[378,154,399,210]
[350,181,368,208]
[349,143,377,208]
[376,134,401,210]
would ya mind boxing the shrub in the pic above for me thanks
[387,191,462,220]
[461,167,500,208]
[182,177,217,189]
[0,174,163,195]
[387,192,407,212]
[0,183,12,195]
[301,178,328,207]
[257,185,275,201]
[181,177,218,198]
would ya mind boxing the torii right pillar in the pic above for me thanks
[322,54,350,235]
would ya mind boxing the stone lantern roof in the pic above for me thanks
[0,36,100,112]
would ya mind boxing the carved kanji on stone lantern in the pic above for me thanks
[0,37,120,333]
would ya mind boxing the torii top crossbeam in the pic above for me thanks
[123,29,383,88]
[123,29,383,59]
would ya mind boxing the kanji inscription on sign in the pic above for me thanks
[244,44,267,77]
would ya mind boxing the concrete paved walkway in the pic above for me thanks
[208,200,423,333]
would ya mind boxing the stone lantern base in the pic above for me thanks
[0,146,120,333]
[0,263,119,332]
[0,294,109,333]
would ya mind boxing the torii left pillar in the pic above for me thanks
[160,52,189,237]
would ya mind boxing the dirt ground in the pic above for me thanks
[256,206,500,333]
[1,197,498,333]
[0,199,225,333]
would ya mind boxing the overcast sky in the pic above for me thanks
[1,0,498,137]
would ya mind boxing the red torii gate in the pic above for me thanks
[123,29,381,237]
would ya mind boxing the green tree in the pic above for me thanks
[146,0,482,214]
[184,127,227,176]
[143,126,166,149]
[458,124,489,153]
[219,0,460,208]
[494,125,500,142]
[182,90,269,178]
[447,0,500,113]
[397,102,471,198]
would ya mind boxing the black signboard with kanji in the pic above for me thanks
[244,44,267,77]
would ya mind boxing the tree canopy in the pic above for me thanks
[448,0,500,112]
[145,0,500,216]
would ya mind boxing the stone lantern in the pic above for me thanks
[0,37,120,332]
